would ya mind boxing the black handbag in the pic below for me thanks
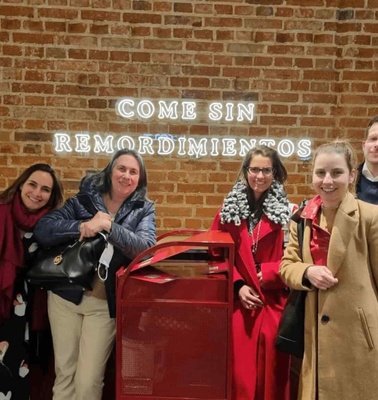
[26,232,108,291]
[276,202,307,358]
[276,289,306,358]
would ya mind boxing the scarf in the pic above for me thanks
[220,180,291,228]
[0,193,50,324]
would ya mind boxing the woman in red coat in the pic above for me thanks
[0,163,63,400]
[211,145,292,400]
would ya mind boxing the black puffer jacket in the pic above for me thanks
[33,177,156,317]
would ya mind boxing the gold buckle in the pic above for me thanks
[54,255,63,265]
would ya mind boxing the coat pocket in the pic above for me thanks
[358,308,375,349]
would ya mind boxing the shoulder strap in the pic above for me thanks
[297,217,305,258]
[291,199,307,258]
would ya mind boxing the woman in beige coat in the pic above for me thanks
[280,141,378,400]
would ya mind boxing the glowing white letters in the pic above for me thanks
[116,98,254,122]
[54,132,312,159]
[53,97,312,159]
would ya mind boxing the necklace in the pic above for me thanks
[251,219,262,255]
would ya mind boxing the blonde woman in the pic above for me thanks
[280,141,378,400]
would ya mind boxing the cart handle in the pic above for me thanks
[117,230,233,282]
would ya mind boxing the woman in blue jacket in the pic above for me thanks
[34,149,156,400]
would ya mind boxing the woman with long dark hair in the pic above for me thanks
[0,163,63,400]
[211,145,292,400]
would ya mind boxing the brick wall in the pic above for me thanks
[1,0,377,234]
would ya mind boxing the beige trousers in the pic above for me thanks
[48,292,116,400]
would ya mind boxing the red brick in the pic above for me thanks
[296,33,314,43]
[193,29,212,40]
[194,4,212,14]
[133,1,152,11]
[13,33,54,44]
[25,120,46,130]
[174,28,193,38]
[132,53,150,62]
[124,13,161,24]
[204,17,242,28]
[216,4,233,14]
[90,24,109,34]
[336,23,363,33]
[2,19,21,29]
[275,7,294,17]
[45,21,66,32]
[153,2,172,12]
[254,56,273,66]
[2,45,22,56]
[68,23,88,33]
[174,3,193,13]
[187,42,223,52]
[12,83,54,94]
[294,58,313,68]
[0,6,34,17]
[69,49,87,59]
[82,10,120,21]
[144,39,182,50]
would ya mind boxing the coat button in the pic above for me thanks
[321,315,330,323]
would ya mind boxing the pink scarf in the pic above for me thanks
[0,193,50,324]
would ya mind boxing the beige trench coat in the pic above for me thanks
[280,193,378,400]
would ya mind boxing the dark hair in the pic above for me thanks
[0,163,64,209]
[92,148,148,198]
[238,145,288,185]
[365,116,378,138]
[237,145,287,210]
[312,140,357,193]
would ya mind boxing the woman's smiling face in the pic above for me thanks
[20,171,53,212]
[110,154,140,201]
[312,152,355,207]
[247,155,274,201]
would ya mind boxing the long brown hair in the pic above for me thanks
[0,163,64,209]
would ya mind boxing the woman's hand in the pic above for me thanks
[305,266,338,290]
[238,284,263,310]
[79,211,112,241]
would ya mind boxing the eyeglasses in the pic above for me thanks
[246,167,274,176]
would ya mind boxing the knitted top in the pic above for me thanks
[220,180,291,230]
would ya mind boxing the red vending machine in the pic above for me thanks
[116,230,235,400]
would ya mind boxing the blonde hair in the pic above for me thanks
[312,140,357,193]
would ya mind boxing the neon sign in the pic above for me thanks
[54,132,312,159]
[115,98,255,122]
[53,98,312,159]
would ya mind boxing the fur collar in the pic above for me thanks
[220,180,291,227]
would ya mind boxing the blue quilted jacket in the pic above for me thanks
[34,176,156,317]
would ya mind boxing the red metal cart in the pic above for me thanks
[116,230,235,400]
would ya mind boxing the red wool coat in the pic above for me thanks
[211,212,291,400]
